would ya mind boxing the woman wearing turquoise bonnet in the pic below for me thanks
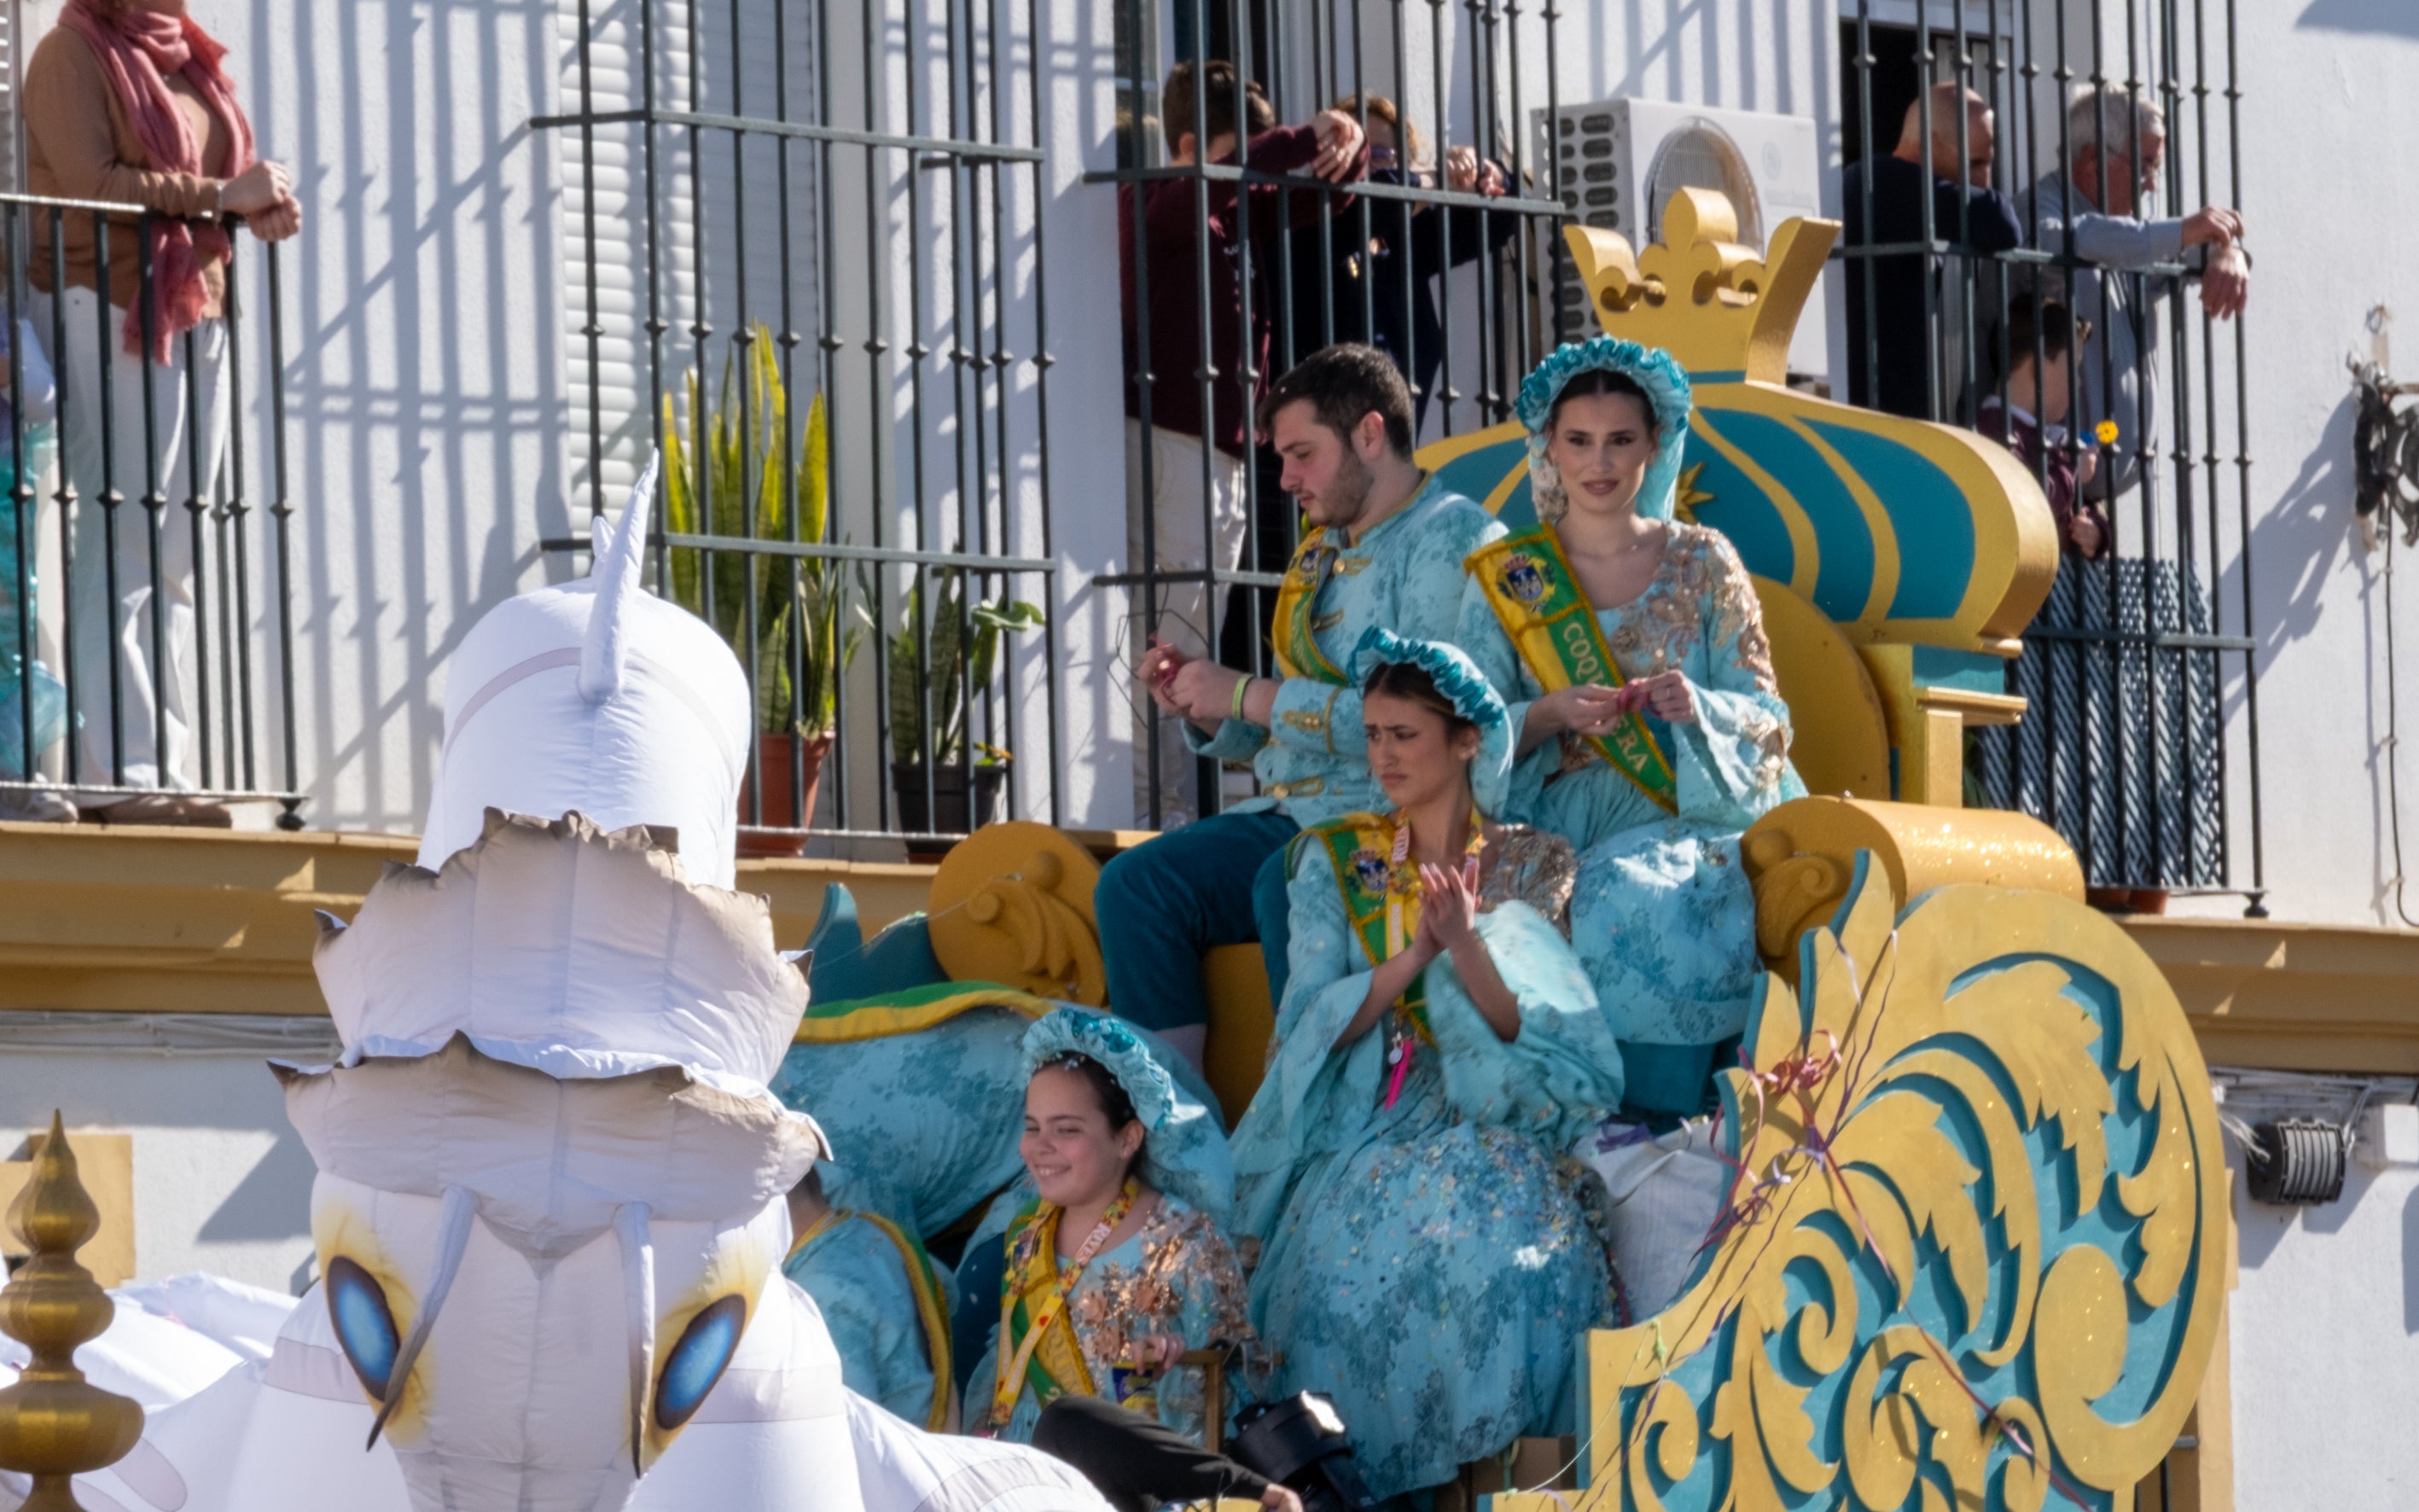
[1459,334,1805,1120]
[1230,628,1624,1503]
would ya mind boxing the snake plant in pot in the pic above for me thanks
[885,567,1044,855]
[662,328,862,854]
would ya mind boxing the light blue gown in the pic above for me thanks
[967,1190,1254,1446]
[782,1210,952,1427]
[1230,829,1623,1501]
[1461,521,1803,1117]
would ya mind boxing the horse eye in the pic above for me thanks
[327,1256,402,1402]
[654,1294,747,1431]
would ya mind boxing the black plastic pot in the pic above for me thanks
[890,762,1006,858]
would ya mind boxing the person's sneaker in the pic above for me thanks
[78,793,234,828]
[0,786,79,823]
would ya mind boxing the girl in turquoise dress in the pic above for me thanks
[1230,629,1625,1503]
[968,1006,1253,1448]
[782,1164,957,1430]
[1461,336,1804,1119]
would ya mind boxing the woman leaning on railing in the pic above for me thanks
[9,0,300,826]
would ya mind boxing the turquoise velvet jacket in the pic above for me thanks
[1185,475,1504,827]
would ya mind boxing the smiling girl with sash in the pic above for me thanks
[968,1007,1251,1449]
[1230,629,1625,1503]
[1461,337,1805,1119]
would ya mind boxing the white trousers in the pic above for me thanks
[1124,417,1249,825]
[41,288,229,793]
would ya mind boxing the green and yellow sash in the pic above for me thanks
[1305,811,1475,1044]
[1271,529,1350,685]
[988,1190,1131,1426]
[1467,526,1678,812]
[858,1211,957,1431]
[788,1210,957,1431]
[1312,814,1424,1029]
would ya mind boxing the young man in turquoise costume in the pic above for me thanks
[1112,344,1503,1069]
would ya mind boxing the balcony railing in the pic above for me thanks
[1835,0,2262,907]
[530,0,2259,902]
[537,0,1061,854]
[0,193,300,825]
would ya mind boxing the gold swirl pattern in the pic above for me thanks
[1497,850,2224,1512]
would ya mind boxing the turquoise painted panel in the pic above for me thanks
[1677,434,1794,587]
[1707,410,1876,621]
[1431,443,1521,510]
[1495,472,1539,532]
[1806,420,1976,621]
[1910,645,2014,695]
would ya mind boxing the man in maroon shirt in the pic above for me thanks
[1121,61,1364,823]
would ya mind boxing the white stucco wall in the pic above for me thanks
[209,0,572,836]
[2228,1141,2419,1508]
[0,1048,315,1292]
[2223,0,2419,930]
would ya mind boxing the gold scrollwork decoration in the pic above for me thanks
[1498,850,2224,1512]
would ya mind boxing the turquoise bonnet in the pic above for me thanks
[1515,336,1694,522]
[1021,1006,1234,1225]
[1350,627,1515,817]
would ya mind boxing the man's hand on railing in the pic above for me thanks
[2201,243,2249,320]
[219,159,294,218]
[2180,205,2243,249]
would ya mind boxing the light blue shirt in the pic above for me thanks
[1186,474,1503,827]
[2021,171,2211,501]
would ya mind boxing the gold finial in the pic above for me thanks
[1564,187,1838,383]
[0,1114,143,1511]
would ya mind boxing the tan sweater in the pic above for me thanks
[23,25,236,318]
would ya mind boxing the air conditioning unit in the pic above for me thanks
[1531,99,1829,381]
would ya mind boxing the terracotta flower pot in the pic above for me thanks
[737,730,832,858]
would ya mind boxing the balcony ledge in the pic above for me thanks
[0,821,936,1016]
[3,823,2411,1079]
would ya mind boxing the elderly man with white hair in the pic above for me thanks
[2023,83,2249,507]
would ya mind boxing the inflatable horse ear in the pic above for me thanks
[416,452,754,889]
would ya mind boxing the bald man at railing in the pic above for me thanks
[1841,81,2024,423]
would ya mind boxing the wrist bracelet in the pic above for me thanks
[1230,675,1253,722]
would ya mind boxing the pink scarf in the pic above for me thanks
[58,0,257,363]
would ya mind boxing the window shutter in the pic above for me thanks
[556,1,811,511]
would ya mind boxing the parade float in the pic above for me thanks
[0,194,2248,1511]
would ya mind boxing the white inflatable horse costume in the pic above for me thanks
[61,462,1104,1512]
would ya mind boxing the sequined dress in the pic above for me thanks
[1462,521,1805,1116]
[968,1190,1255,1446]
[1230,825,1624,1501]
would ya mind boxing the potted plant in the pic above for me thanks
[885,567,1043,857]
[661,328,861,855]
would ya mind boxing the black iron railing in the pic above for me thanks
[0,193,300,825]
[536,0,1060,852]
[1836,0,2262,908]
[1091,0,1571,828]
